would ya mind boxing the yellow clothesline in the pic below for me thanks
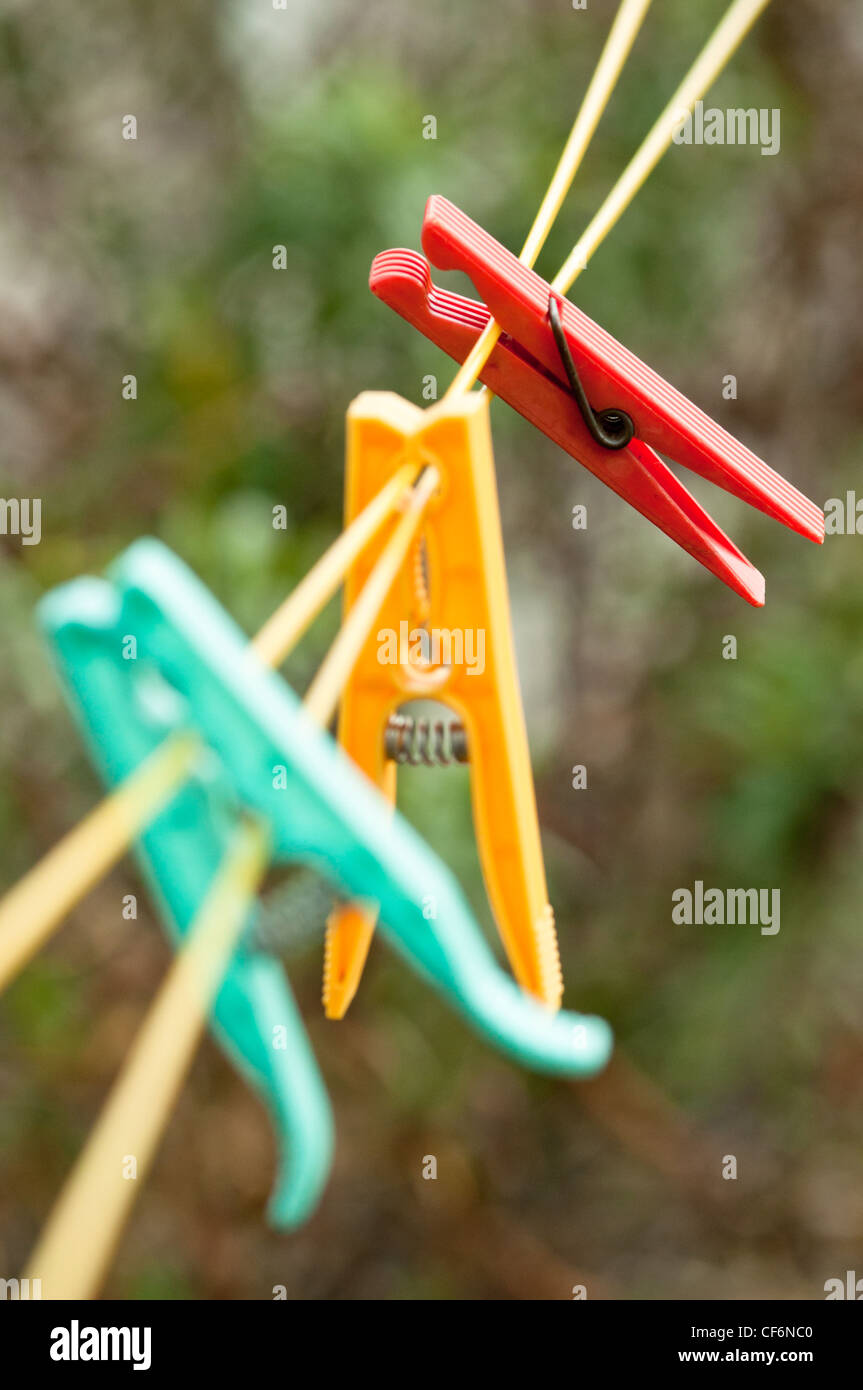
[443,0,654,403]
[24,816,269,1300]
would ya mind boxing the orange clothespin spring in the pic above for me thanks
[324,391,562,1019]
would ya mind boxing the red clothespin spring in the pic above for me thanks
[370,197,824,606]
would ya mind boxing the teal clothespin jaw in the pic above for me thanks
[39,567,332,1230]
[39,540,613,1225]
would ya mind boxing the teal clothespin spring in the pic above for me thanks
[39,540,613,1227]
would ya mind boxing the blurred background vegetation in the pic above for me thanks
[2,0,863,1299]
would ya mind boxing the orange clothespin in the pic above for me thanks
[324,390,562,1019]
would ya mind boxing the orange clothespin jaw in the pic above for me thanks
[324,391,562,1019]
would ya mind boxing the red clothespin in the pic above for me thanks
[371,197,824,606]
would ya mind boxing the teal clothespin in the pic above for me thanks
[39,540,612,1225]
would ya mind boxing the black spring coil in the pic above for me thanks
[253,871,342,954]
[384,713,469,766]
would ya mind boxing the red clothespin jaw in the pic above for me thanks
[370,197,824,606]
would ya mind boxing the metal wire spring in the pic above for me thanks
[384,713,469,766]
[253,870,341,955]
